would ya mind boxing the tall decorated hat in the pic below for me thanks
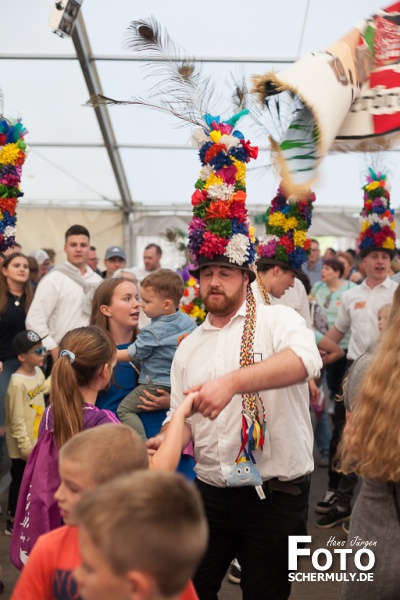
[357,168,396,258]
[188,114,258,282]
[257,185,315,272]
[0,118,28,251]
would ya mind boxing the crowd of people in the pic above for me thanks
[0,223,397,600]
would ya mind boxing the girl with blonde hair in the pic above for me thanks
[339,283,400,598]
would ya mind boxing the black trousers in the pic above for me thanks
[8,458,26,517]
[193,478,310,600]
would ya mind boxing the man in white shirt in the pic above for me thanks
[131,243,162,282]
[149,258,321,599]
[324,249,397,360]
[26,225,102,362]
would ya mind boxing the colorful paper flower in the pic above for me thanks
[188,113,258,267]
[177,266,206,326]
[257,185,315,270]
[357,168,396,254]
[0,118,28,251]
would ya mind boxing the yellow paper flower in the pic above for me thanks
[365,181,381,191]
[204,173,223,190]
[293,230,307,247]
[0,143,20,165]
[382,237,395,249]
[187,277,197,286]
[232,158,246,183]
[283,216,299,232]
[197,308,206,321]
[190,306,200,318]
[390,221,396,230]
[209,130,222,143]
[361,220,370,232]
[249,226,256,243]
[268,212,286,228]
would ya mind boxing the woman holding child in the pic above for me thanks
[91,275,177,436]
[91,274,196,477]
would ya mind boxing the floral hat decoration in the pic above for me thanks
[257,185,315,272]
[0,118,28,251]
[177,264,206,325]
[188,113,258,282]
[357,168,396,258]
[86,17,258,283]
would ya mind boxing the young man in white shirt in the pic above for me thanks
[26,225,102,363]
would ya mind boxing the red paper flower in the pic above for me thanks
[205,200,231,220]
[229,201,247,222]
[191,189,207,206]
[240,139,259,162]
[278,235,294,253]
[204,143,227,164]
[200,231,228,258]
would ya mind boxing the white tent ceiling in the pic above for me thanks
[1,0,399,259]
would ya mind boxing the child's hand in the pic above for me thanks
[178,391,198,418]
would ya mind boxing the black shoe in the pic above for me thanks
[4,520,13,536]
[315,490,338,514]
[316,507,351,529]
[228,559,241,584]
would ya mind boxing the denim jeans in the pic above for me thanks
[194,477,310,600]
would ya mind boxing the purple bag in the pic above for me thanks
[10,408,61,570]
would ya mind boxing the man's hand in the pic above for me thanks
[189,374,235,419]
[137,388,170,411]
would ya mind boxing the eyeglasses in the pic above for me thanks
[28,347,47,356]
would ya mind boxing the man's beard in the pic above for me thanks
[202,286,244,317]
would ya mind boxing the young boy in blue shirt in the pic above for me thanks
[117,269,196,438]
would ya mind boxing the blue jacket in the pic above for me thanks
[127,311,196,386]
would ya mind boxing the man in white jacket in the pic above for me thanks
[26,225,102,362]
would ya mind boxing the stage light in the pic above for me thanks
[49,0,84,38]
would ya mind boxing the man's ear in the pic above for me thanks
[126,570,158,600]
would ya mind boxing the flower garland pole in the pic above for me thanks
[0,119,28,251]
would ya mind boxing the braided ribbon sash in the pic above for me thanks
[235,284,267,464]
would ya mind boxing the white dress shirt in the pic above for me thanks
[335,276,398,360]
[168,301,322,487]
[26,262,102,350]
[251,278,312,328]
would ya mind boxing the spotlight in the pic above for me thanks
[49,0,84,38]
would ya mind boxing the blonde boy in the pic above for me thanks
[73,471,208,600]
[5,330,50,535]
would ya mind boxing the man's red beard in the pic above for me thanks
[202,286,244,317]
